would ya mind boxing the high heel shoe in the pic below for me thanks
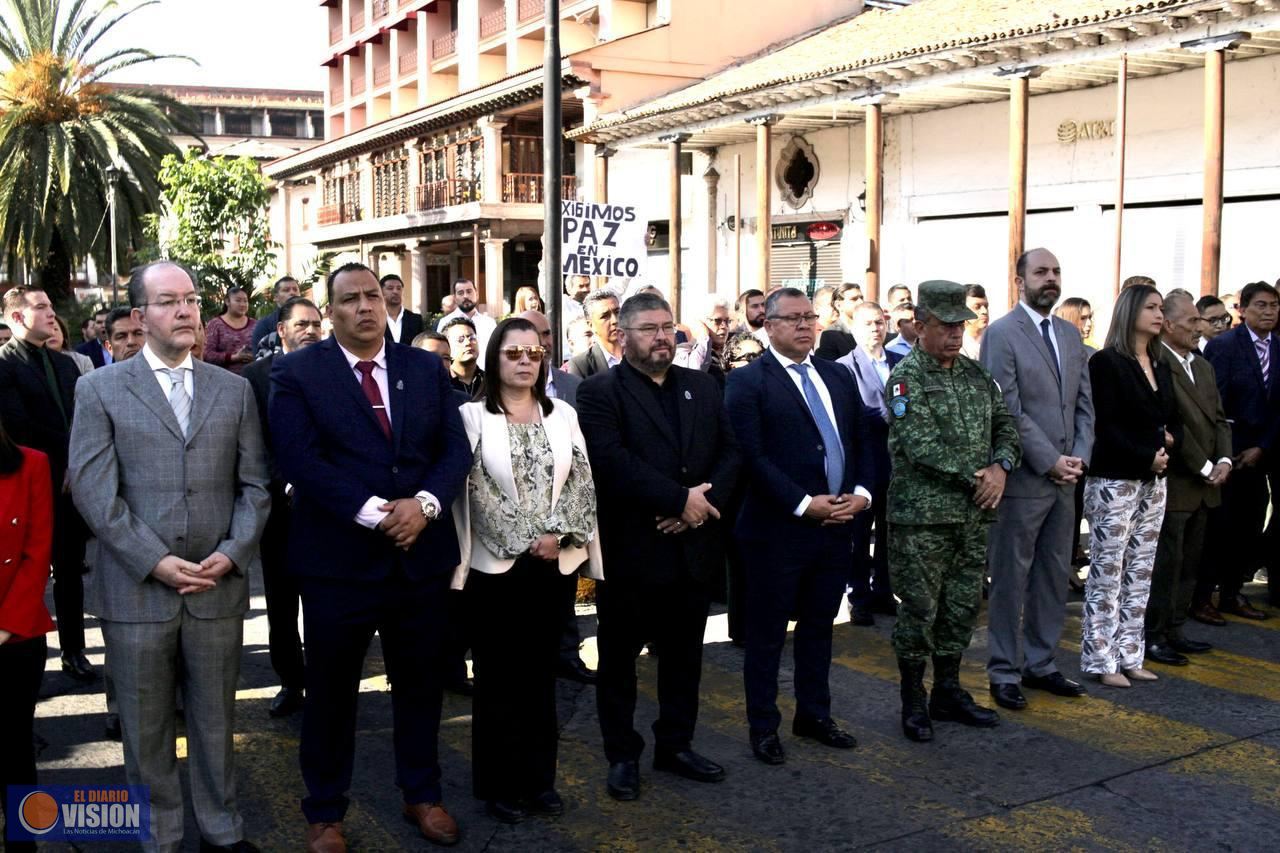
[1122,667,1158,682]
[1098,673,1131,688]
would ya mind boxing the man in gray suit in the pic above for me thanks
[981,248,1094,711]
[69,261,271,853]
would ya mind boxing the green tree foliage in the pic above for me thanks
[0,0,194,294]
[149,149,276,308]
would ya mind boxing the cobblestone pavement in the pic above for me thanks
[14,577,1280,851]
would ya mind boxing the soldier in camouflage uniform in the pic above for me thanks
[886,280,1021,742]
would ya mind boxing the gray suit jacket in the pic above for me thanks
[1160,346,1233,513]
[981,305,1094,498]
[551,368,581,408]
[69,353,271,623]
[836,346,891,419]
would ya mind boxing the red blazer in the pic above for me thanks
[0,447,54,641]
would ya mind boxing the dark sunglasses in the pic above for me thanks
[501,345,546,363]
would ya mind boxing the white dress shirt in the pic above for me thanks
[769,348,872,516]
[142,343,194,399]
[385,308,403,343]
[1162,341,1232,478]
[1019,300,1061,374]
[337,341,440,528]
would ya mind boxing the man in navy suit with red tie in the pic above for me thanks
[725,287,875,765]
[269,263,471,852]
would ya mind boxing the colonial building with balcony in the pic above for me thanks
[267,0,866,314]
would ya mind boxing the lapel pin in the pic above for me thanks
[396,380,404,390]
[684,390,692,400]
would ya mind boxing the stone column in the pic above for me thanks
[484,238,508,309]
[478,116,508,203]
[704,165,719,293]
[412,242,431,312]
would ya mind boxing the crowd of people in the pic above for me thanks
[0,252,1276,852]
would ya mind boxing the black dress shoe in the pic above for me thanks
[1170,636,1212,654]
[1146,643,1190,666]
[444,678,475,696]
[104,713,121,740]
[269,686,305,718]
[199,839,260,853]
[849,601,875,626]
[792,717,857,749]
[989,683,1028,710]
[1021,672,1088,697]
[606,761,640,801]
[654,749,725,783]
[485,799,527,824]
[523,789,564,817]
[750,731,786,765]
[556,658,598,684]
[61,652,96,682]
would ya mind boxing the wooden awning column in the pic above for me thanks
[858,94,895,303]
[661,133,691,320]
[748,115,779,293]
[594,145,613,203]
[1113,55,1129,297]
[1004,69,1040,307]
[1200,48,1226,297]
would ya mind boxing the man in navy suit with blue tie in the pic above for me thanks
[270,263,471,851]
[1202,280,1280,616]
[726,287,875,765]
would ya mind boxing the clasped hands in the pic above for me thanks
[378,498,429,551]
[151,551,236,595]
[657,483,722,534]
[1048,455,1085,486]
[973,464,1007,510]
[803,493,869,526]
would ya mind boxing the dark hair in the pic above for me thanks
[764,286,806,318]
[453,277,475,294]
[964,284,987,300]
[619,292,670,328]
[482,317,553,417]
[725,331,765,369]
[279,296,319,325]
[93,307,111,320]
[379,274,404,288]
[105,306,134,337]
[886,284,911,302]
[272,276,298,295]
[0,322,8,331]
[1240,281,1279,311]
[0,411,21,474]
[1122,275,1157,290]
[126,261,198,309]
[222,285,249,315]
[1104,283,1162,360]
[51,314,71,350]
[2,285,44,317]
[737,289,764,310]
[1196,295,1224,312]
[324,262,375,305]
[410,330,448,348]
[441,316,477,336]
[835,282,862,302]
[80,317,93,330]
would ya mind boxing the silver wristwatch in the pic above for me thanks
[415,496,439,520]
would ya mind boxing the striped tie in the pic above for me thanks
[1258,338,1271,388]
[165,368,191,438]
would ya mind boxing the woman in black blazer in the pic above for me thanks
[1081,284,1178,688]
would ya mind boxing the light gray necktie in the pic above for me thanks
[164,368,191,437]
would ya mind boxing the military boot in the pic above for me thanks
[897,658,933,742]
[928,655,999,728]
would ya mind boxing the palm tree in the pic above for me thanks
[0,0,194,293]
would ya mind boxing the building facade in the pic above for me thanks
[267,0,867,313]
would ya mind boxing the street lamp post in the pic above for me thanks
[106,165,121,305]
[543,0,563,364]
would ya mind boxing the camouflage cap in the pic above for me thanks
[916,280,977,323]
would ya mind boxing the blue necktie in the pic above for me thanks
[1040,318,1061,385]
[791,363,845,495]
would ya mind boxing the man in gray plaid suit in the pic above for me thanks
[69,261,271,853]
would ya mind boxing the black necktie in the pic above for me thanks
[38,347,69,429]
[1040,318,1061,384]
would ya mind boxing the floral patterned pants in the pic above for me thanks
[1080,477,1167,674]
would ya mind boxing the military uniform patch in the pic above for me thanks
[890,395,908,418]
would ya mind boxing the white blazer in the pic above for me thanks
[451,398,604,590]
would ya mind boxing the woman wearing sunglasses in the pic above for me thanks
[451,317,602,823]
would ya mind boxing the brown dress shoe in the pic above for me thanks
[1189,602,1227,626]
[1219,596,1269,620]
[305,822,345,853]
[403,802,460,846]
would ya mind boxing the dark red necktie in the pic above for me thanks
[355,361,392,441]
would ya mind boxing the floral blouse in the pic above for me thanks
[468,422,596,560]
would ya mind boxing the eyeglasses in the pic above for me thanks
[501,345,546,362]
[624,323,676,338]
[767,313,820,326]
[141,295,201,311]
[1206,315,1232,328]
[705,317,731,326]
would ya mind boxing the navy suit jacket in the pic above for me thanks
[725,351,875,552]
[1204,324,1280,457]
[75,338,107,369]
[268,337,471,582]
[384,309,425,346]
